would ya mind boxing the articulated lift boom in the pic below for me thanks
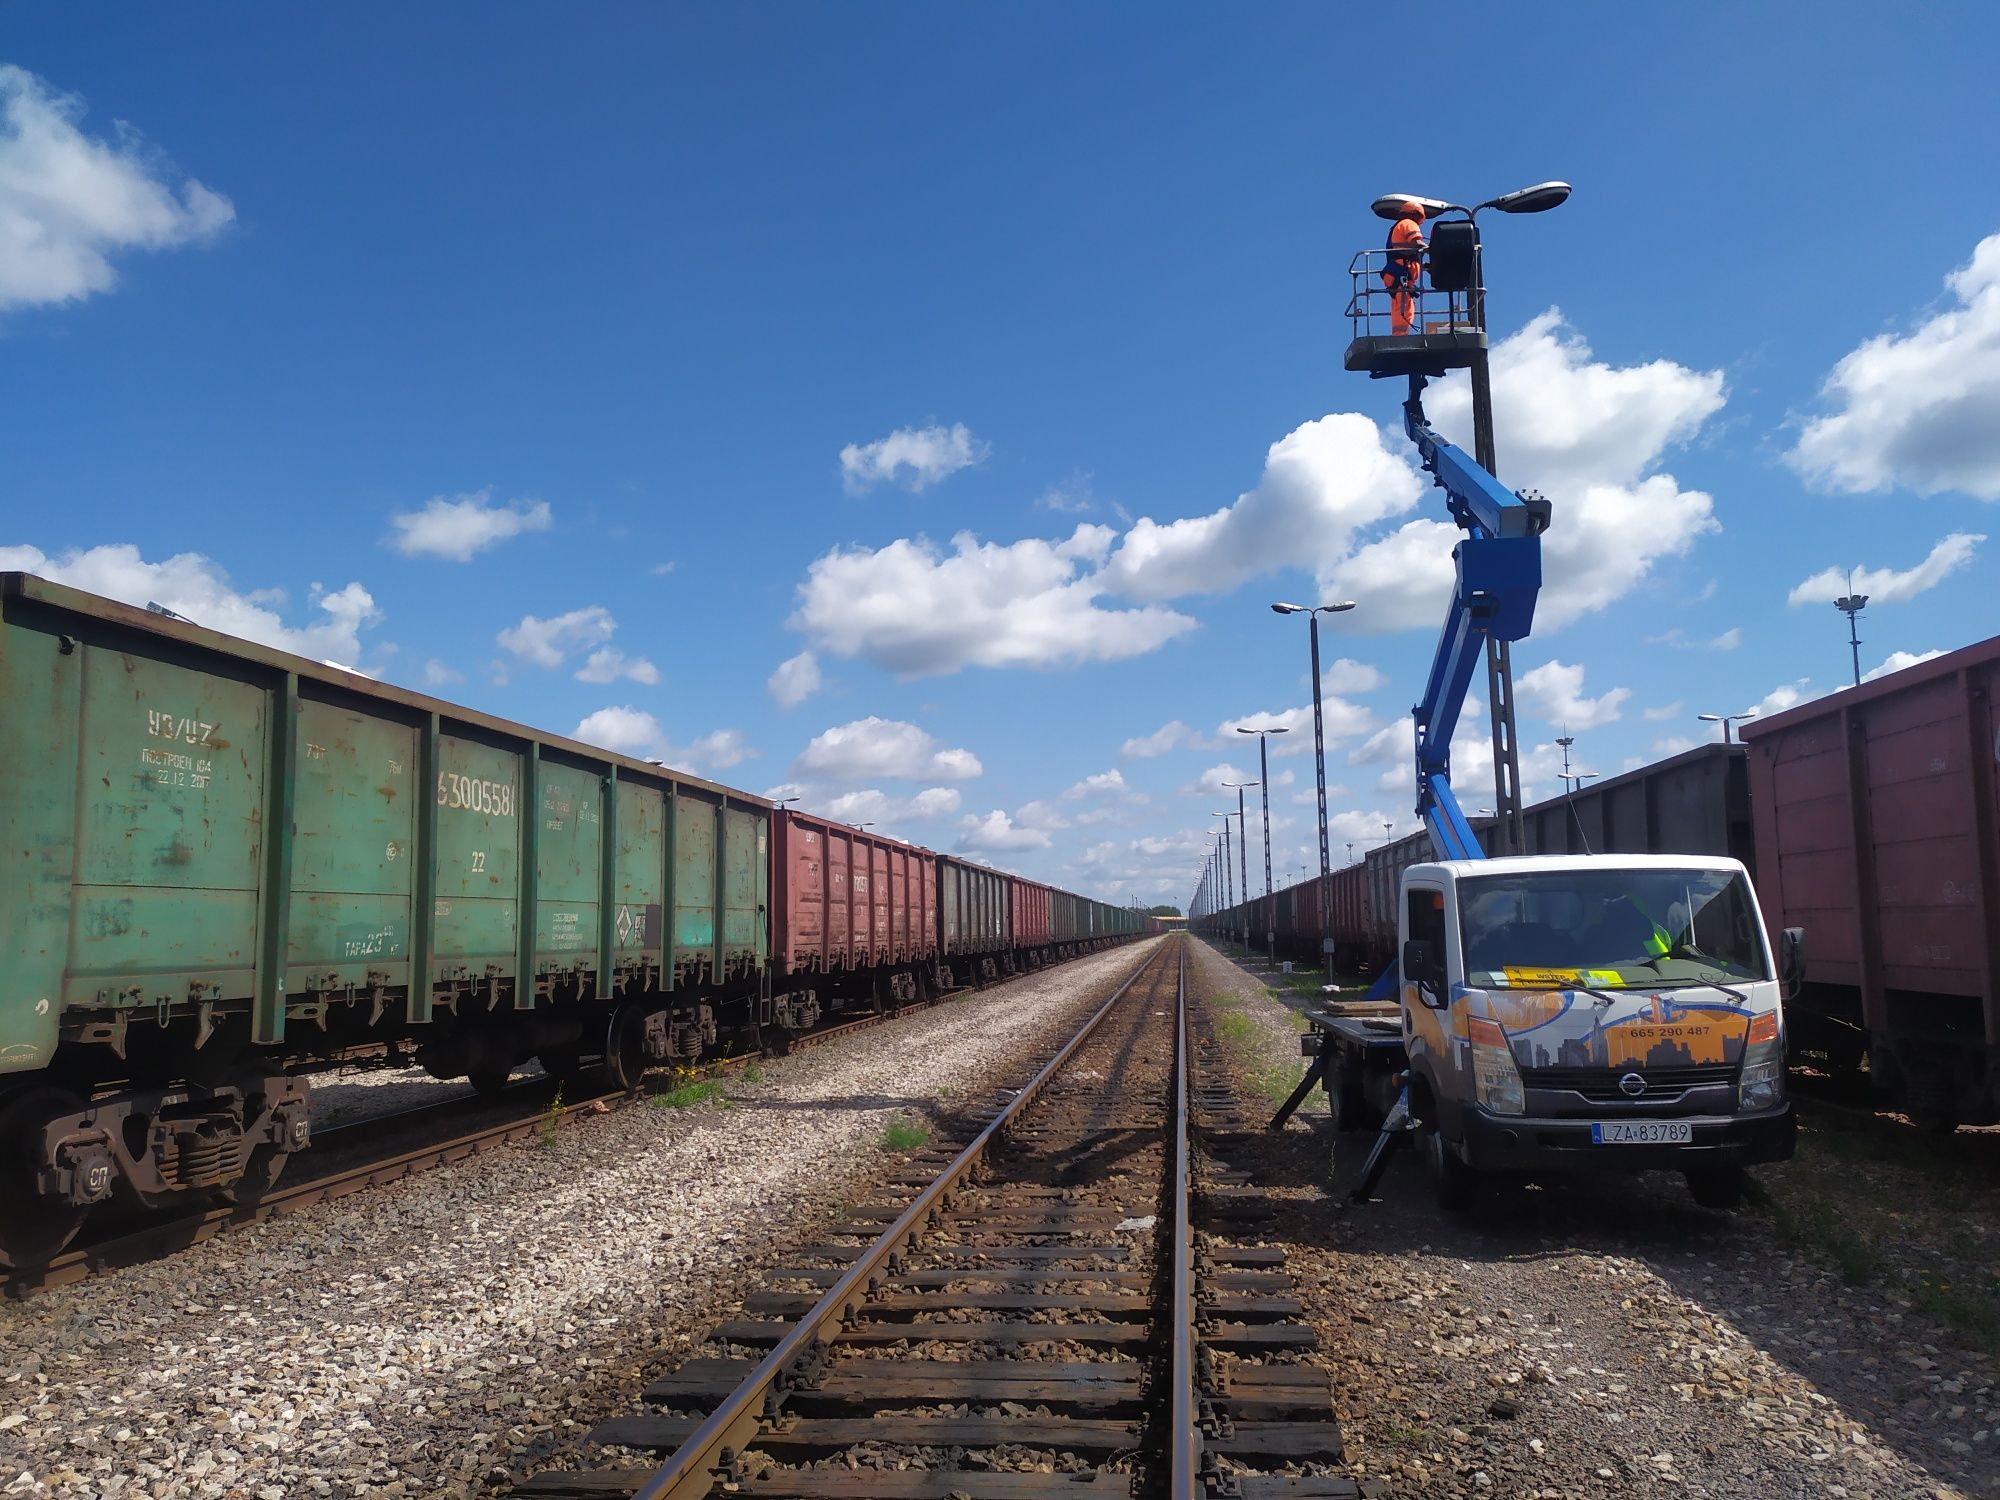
[1399,377,1551,862]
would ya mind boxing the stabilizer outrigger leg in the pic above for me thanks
[1347,1079,1415,1203]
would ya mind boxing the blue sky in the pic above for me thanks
[4,5,1997,908]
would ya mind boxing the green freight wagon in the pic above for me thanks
[0,574,770,1267]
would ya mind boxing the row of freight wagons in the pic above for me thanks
[1199,635,2000,1128]
[0,573,1142,1264]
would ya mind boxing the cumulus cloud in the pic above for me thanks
[958,809,1053,853]
[1102,414,1424,603]
[767,650,822,709]
[1710,628,1741,651]
[1743,679,1818,720]
[497,606,655,683]
[574,647,660,686]
[571,708,756,771]
[1863,648,1946,683]
[0,542,378,666]
[1514,660,1631,730]
[840,422,988,494]
[421,658,463,689]
[1642,701,1684,722]
[1064,769,1131,800]
[1214,695,1377,757]
[1122,720,1200,759]
[386,491,553,561]
[1318,658,1385,694]
[1332,313,1724,631]
[791,525,1195,677]
[0,65,234,312]
[1789,234,2000,499]
[1788,532,1985,607]
[794,716,983,783]
[822,786,963,828]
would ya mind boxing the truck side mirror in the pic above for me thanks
[1402,940,1446,1006]
[1780,927,1805,996]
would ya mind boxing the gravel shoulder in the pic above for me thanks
[0,939,1161,1500]
[1186,936,1998,1500]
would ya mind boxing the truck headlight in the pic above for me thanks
[1739,1059,1784,1110]
[1739,1010,1786,1109]
[1469,1016,1525,1116]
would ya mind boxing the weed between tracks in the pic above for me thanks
[880,1120,930,1152]
[651,1068,730,1111]
[537,1085,564,1148]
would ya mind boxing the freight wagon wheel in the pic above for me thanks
[467,1060,514,1097]
[0,1087,90,1271]
[604,1006,651,1095]
[220,1079,291,1207]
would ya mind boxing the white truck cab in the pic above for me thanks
[1396,853,1797,1210]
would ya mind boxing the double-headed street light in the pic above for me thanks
[1698,711,1759,745]
[1273,599,1358,975]
[1236,725,1289,959]
[1370,179,1570,857]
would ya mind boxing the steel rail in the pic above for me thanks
[1168,940,1201,1498]
[628,938,1176,1500]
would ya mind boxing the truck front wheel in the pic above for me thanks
[1686,1163,1746,1211]
[1420,1115,1480,1212]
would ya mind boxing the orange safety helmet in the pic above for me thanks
[1400,200,1425,222]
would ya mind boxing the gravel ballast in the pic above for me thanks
[1187,937,1995,1500]
[0,939,1161,1499]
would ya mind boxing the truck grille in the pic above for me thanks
[1523,1064,1737,1103]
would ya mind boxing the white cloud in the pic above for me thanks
[1789,234,2000,500]
[1744,679,1818,720]
[1862,648,1946,683]
[794,716,982,783]
[1035,472,1096,513]
[791,525,1195,677]
[497,605,616,669]
[840,422,988,495]
[1318,658,1385,694]
[574,647,660,685]
[1709,628,1741,651]
[650,561,677,577]
[1122,720,1199,759]
[1013,800,1071,831]
[386,491,553,562]
[0,542,378,666]
[1185,762,1257,798]
[957,810,1052,852]
[0,65,233,312]
[1064,769,1131,800]
[1214,696,1376,757]
[1103,413,1423,603]
[767,650,822,709]
[571,708,756,771]
[421,658,463,689]
[1515,660,1631,730]
[1788,532,1985,607]
[821,786,963,828]
[1642,701,1684,722]
[1651,735,1700,758]
[1332,313,1724,631]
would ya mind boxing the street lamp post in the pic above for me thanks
[1834,579,1868,688]
[1697,711,1759,744]
[1272,600,1358,976]
[1371,179,1569,857]
[1222,782,1258,954]
[1237,726,1289,959]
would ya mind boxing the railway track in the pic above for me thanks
[1,982,1009,1299]
[515,937,1353,1500]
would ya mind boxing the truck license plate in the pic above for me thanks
[1590,1121,1693,1145]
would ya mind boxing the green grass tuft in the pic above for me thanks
[651,1079,727,1110]
[537,1084,565,1148]
[881,1120,930,1152]
[740,1063,764,1084]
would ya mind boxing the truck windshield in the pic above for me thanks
[1458,867,1768,988]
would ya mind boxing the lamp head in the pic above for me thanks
[1482,180,1572,215]
[1271,602,1306,615]
[1372,192,1454,221]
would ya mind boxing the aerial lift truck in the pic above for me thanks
[1293,191,1798,1210]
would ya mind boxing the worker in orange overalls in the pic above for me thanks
[1380,200,1427,335]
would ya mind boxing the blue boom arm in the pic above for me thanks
[1401,384,1551,863]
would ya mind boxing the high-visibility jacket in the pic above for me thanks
[1382,216,1426,286]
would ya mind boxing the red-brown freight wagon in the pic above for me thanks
[1009,876,1051,954]
[770,812,939,1014]
[1742,636,2000,1129]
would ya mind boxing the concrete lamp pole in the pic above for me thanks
[1272,600,1358,977]
[1222,781,1258,953]
[1236,726,1289,960]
